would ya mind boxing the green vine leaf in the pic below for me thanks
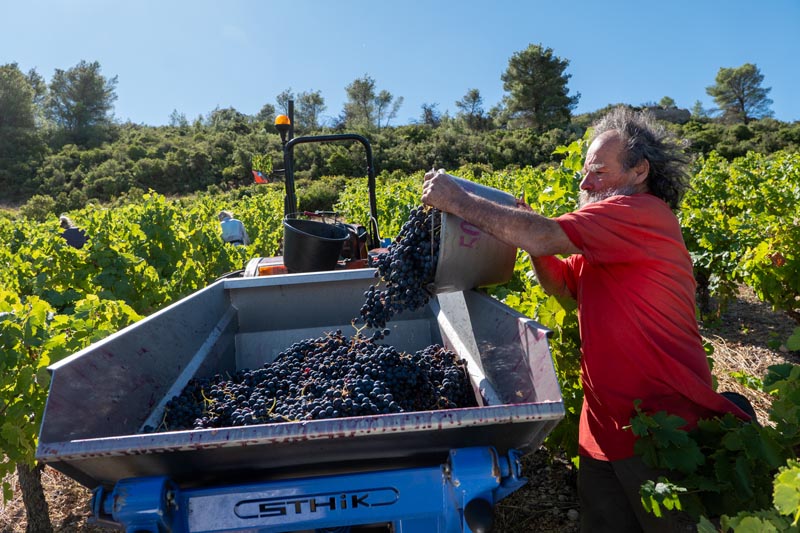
[773,460,800,525]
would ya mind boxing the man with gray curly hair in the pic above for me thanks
[583,106,690,210]
[59,214,88,249]
[421,106,750,531]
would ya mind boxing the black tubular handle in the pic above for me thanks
[282,133,379,248]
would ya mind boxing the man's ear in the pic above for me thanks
[633,159,650,184]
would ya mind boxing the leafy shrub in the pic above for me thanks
[19,194,57,222]
[298,175,347,213]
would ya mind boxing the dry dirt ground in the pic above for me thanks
[1,286,797,533]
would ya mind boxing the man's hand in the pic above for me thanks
[421,169,468,214]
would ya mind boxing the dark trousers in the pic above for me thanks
[578,455,697,533]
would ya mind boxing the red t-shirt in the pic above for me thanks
[555,193,748,461]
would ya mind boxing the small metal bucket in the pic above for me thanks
[430,177,518,293]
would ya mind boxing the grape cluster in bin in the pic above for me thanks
[151,330,476,431]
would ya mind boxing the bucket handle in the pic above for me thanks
[288,211,342,224]
[369,215,382,248]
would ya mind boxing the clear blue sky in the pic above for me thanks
[3,0,799,126]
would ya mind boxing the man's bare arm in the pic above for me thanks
[421,171,580,257]
[530,255,573,300]
[421,171,579,299]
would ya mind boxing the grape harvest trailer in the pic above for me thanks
[36,270,564,532]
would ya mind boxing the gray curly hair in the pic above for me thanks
[59,215,74,229]
[590,106,690,210]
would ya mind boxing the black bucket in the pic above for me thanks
[283,216,350,273]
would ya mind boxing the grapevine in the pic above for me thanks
[632,363,800,527]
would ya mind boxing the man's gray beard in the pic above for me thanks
[579,185,639,208]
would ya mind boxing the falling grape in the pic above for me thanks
[356,205,441,332]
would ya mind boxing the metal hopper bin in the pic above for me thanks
[37,269,564,532]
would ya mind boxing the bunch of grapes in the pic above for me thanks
[151,330,477,432]
[357,206,441,331]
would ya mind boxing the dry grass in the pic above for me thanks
[0,468,102,533]
[2,286,796,532]
[700,285,799,427]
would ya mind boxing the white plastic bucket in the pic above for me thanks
[430,176,518,293]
